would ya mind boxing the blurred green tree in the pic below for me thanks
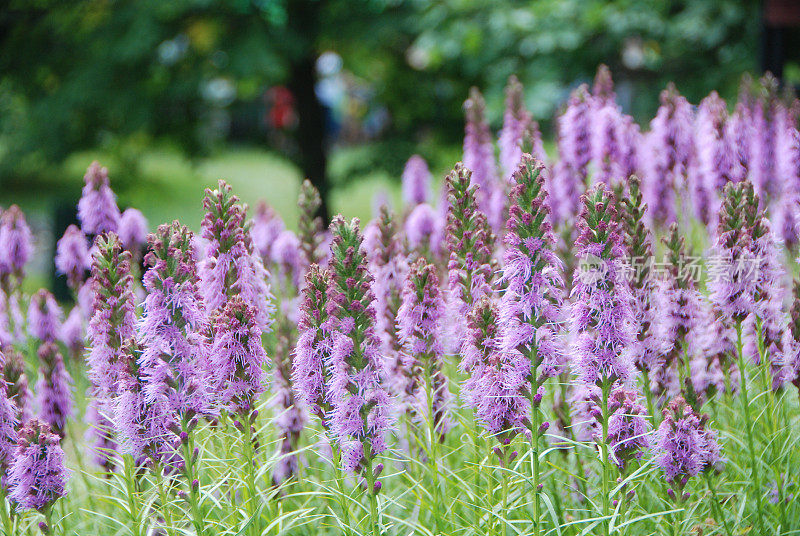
[0,0,761,211]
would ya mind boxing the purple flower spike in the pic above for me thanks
[605,386,651,471]
[4,349,33,423]
[655,396,722,491]
[28,289,63,343]
[570,185,636,387]
[8,419,70,511]
[499,76,547,179]
[292,265,334,422]
[463,297,529,442]
[297,180,326,266]
[78,161,120,236]
[618,176,670,380]
[200,180,274,332]
[402,155,432,207]
[210,296,268,415]
[139,222,212,418]
[445,163,495,362]
[464,88,504,233]
[367,206,409,397]
[404,203,444,260]
[55,225,91,290]
[500,156,565,380]
[35,343,74,438]
[59,306,85,360]
[0,381,19,486]
[326,216,394,475]
[642,85,694,227]
[0,205,34,290]
[251,201,285,263]
[87,234,137,400]
[117,208,148,252]
[694,92,734,228]
[397,258,452,439]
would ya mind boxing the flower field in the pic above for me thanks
[1,67,799,536]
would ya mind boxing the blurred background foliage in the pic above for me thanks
[0,0,764,214]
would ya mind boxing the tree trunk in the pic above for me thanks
[288,54,330,223]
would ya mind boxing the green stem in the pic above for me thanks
[362,446,380,536]
[424,370,443,535]
[180,425,206,536]
[501,450,509,536]
[242,412,260,536]
[703,473,733,536]
[600,379,611,536]
[331,446,353,536]
[155,467,176,536]
[641,369,658,429]
[122,455,142,536]
[44,506,53,536]
[530,397,542,536]
[472,420,482,530]
[735,321,765,533]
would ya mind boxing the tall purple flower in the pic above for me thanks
[445,164,495,362]
[326,217,393,478]
[117,208,148,253]
[464,88,504,232]
[618,176,670,387]
[499,75,546,179]
[113,343,173,461]
[558,85,592,187]
[367,206,409,396]
[693,92,733,227]
[404,203,444,261]
[605,386,651,471]
[200,180,274,331]
[297,180,326,266]
[591,100,624,187]
[462,297,529,441]
[0,205,33,292]
[27,289,63,342]
[139,223,211,422]
[251,201,286,264]
[643,84,694,227]
[55,225,91,291]
[78,161,120,236]
[271,229,305,293]
[35,343,74,438]
[4,349,32,422]
[750,74,781,204]
[658,224,705,399]
[397,259,452,438]
[7,419,69,512]
[773,107,800,247]
[570,185,636,387]
[402,155,432,207]
[727,102,753,184]
[0,382,19,487]
[209,297,268,415]
[59,306,85,361]
[498,155,565,447]
[87,234,137,400]
[654,396,721,498]
[292,265,334,421]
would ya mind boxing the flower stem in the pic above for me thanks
[424,369,443,535]
[703,473,733,536]
[501,451,509,536]
[735,321,765,533]
[241,411,260,536]
[180,422,206,536]
[600,378,611,536]
[331,446,353,536]
[362,445,380,536]
[529,395,542,536]
[122,454,142,536]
